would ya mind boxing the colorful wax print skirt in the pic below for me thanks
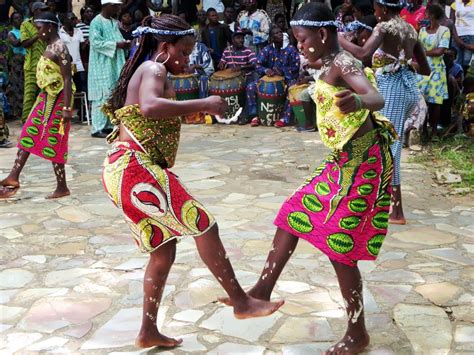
[102,141,216,253]
[18,91,70,164]
[274,129,394,267]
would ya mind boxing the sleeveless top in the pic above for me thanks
[313,64,397,151]
[105,104,181,169]
[371,16,418,74]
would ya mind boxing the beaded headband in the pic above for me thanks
[132,26,196,38]
[290,19,343,30]
[34,19,60,25]
[344,20,373,32]
[375,0,404,7]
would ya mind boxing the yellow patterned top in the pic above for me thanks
[313,67,396,151]
[105,104,181,169]
[36,56,75,97]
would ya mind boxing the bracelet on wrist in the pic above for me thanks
[62,106,72,112]
[353,93,363,110]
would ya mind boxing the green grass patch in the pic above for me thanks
[410,136,474,189]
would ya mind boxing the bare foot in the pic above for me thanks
[46,189,71,199]
[324,332,370,355]
[389,208,406,225]
[0,186,19,199]
[233,296,284,319]
[0,177,20,188]
[135,330,183,349]
[218,285,269,306]
[389,216,407,225]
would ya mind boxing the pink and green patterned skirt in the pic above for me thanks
[18,91,70,164]
[274,129,394,267]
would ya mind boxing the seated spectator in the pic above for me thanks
[194,9,207,43]
[446,48,464,89]
[59,12,87,93]
[245,26,300,127]
[273,13,291,47]
[218,29,257,76]
[237,0,271,54]
[342,11,355,25]
[401,0,426,32]
[201,7,232,68]
[7,11,26,121]
[189,41,215,98]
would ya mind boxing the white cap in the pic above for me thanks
[101,0,122,5]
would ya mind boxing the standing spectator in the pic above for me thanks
[189,41,215,98]
[400,0,426,32]
[201,8,232,68]
[20,1,48,123]
[352,0,374,20]
[222,6,237,32]
[194,9,208,43]
[7,12,26,121]
[266,0,286,21]
[46,0,58,14]
[237,0,271,54]
[0,0,13,75]
[59,12,87,93]
[76,5,94,40]
[246,26,300,127]
[451,0,474,71]
[417,4,451,138]
[88,0,128,138]
[177,0,200,24]
[273,13,291,47]
[203,0,225,13]
[118,11,138,42]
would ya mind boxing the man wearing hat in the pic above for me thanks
[88,0,129,138]
[20,1,48,123]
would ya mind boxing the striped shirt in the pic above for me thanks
[76,22,90,40]
[219,46,257,69]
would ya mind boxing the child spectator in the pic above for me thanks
[119,11,137,42]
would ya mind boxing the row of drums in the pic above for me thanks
[170,69,309,127]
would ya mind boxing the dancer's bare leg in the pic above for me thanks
[389,185,406,225]
[195,224,284,319]
[46,162,70,199]
[0,149,29,198]
[219,228,299,304]
[324,260,369,355]
[136,239,183,349]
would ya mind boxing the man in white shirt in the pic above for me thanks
[59,12,87,93]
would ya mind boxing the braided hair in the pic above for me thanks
[107,14,193,113]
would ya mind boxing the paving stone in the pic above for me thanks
[56,205,92,223]
[22,255,47,263]
[44,268,100,286]
[179,333,207,352]
[0,332,43,353]
[0,268,34,289]
[26,336,69,351]
[200,307,281,342]
[209,343,266,354]
[272,317,335,343]
[0,305,26,321]
[391,227,457,245]
[393,304,452,354]
[14,288,69,304]
[81,307,167,350]
[415,282,463,305]
[114,258,148,271]
[418,248,474,266]
[455,325,474,343]
[19,297,111,333]
[276,281,311,294]
[365,270,424,284]
[63,321,93,338]
[282,343,333,354]
[0,290,19,304]
[173,309,205,323]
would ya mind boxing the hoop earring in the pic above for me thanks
[155,51,170,65]
[322,39,325,44]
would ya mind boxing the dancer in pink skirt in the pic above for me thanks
[221,4,397,354]
[0,12,74,199]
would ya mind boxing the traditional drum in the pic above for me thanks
[257,75,286,126]
[288,83,310,129]
[169,73,204,124]
[209,69,246,123]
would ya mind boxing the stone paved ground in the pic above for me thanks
[0,121,473,354]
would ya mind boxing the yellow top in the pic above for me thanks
[36,56,75,96]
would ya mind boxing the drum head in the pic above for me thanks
[261,75,285,82]
[170,73,195,79]
[213,69,241,80]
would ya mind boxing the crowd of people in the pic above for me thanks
[0,1,473,354]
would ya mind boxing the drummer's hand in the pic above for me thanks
[265,69,275,76]
[334,90,362,114]
[205,96,228,116]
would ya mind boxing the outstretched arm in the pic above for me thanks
[138,62,227,119]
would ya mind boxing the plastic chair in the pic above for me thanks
[74,91,90,125]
